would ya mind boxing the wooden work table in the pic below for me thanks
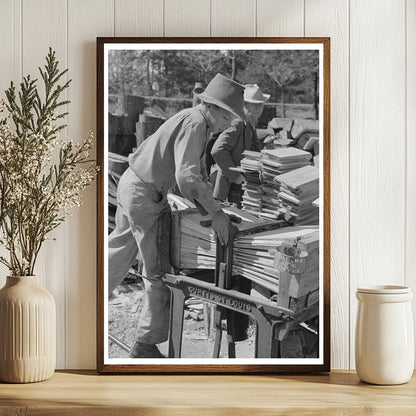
[0,370,415,415]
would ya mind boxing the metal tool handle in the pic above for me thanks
[200,213,242,227]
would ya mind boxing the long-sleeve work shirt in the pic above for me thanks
[211,116,260,200]
[128,104,222,215]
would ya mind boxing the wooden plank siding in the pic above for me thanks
[305,0,350,370]
[66,0,114,369]
[0,0,22,287]
[22,0,68,369]
[349,0,406,368]
[406,0,416,365]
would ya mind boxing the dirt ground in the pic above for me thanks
[108,275,256,359]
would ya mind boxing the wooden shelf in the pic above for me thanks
[1,370,415,415]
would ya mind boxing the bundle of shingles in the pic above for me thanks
[275,165,319,225]
[233,225,318,296]
[267,118,319,150]
[240,150,263,213]
[260,148,312,217]
[171,208,319,305]
[172,210,217,269]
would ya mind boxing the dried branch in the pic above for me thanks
[0,49,97,276]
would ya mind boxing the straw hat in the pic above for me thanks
[244,84,270,103]
[193,73,245,119]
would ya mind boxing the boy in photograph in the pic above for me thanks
[108,73,245,358]
[211,84,270,207]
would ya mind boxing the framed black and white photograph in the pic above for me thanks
[97,37,330,373]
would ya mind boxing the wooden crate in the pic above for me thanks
[272,231,319,312]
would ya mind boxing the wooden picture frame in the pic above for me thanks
[97,37,330,373]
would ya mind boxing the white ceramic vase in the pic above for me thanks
[355,285,414,385]
[0,276,56,383]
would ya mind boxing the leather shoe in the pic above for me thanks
[129,341,165,358]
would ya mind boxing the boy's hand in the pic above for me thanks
[233,174,245,185]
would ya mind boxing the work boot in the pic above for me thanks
[129,341,165,358]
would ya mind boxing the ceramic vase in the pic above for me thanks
[355,285,414,385]
[0,276,56,383]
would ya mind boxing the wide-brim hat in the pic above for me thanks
[244,84,271,103]
[193,73,245,120]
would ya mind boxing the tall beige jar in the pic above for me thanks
[355,285,414,385]
[0,276,56,383]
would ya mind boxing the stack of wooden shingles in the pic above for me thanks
[240,150,263,213]
[171,210,217,270]
[266,118,320,168]
[260,148,312,218]
[275,165,319,225]
[266,118,294,147]
[233,225,318,295]
[171,208,319,303]
[291,119,320,168]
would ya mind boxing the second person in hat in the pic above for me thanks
[211,84,270,207]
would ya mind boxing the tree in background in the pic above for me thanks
[108,49,319,117]
[184,50,223,85]
[108,50,143,114]
[243,50,319,118]
[223,50,251,80]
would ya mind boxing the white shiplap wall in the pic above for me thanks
[0,0,413,370]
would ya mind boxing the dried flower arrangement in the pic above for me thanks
[0,48,97,276]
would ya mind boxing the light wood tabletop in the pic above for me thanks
[0,370,415,415]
